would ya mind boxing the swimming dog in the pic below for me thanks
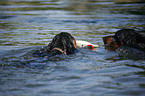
[33,32,77,57]
[103,29,145,52]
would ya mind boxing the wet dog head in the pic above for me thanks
[103,29,145,51]
[103,35,122,51]
[45,32,77,55]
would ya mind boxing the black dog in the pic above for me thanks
[33,32,77,57]
[103,29,145,52]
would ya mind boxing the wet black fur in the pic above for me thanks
[115,29,145,51]
[45,32,77,55]
[33,32,77,57]
[104,29,145,52]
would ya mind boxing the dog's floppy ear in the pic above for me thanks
[62,34,77,54]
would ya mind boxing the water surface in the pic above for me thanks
[0,0,145,96]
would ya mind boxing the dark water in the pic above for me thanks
[0,0,145,96]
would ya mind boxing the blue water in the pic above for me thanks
[0,0,145,96]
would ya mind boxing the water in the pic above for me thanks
[0,0,145,96]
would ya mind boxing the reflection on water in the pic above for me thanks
[0,0,145,96]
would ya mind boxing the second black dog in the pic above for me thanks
[103,29,145,52]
